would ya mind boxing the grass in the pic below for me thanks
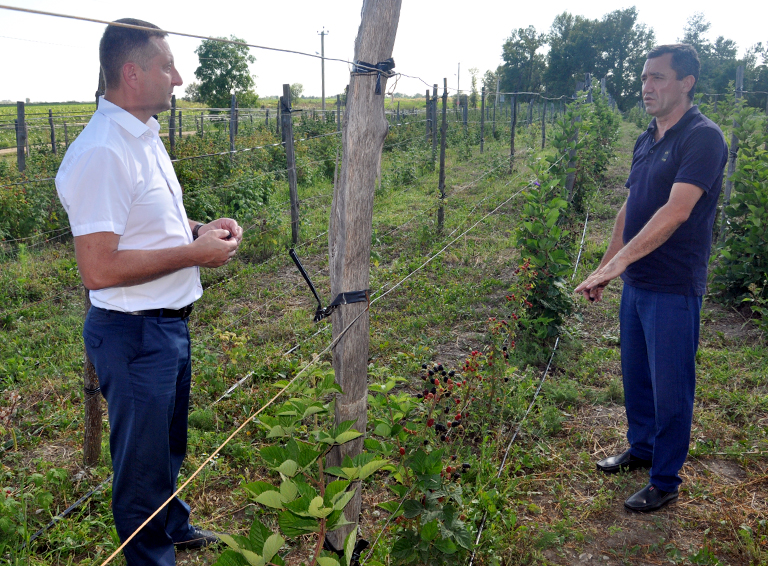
[1,115,767,565]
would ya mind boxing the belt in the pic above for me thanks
[123,304,194,319]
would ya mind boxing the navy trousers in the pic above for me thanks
[83,307,196,566]
[619,284,701,492]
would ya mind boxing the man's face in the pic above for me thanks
[641,53,692,119]
[136,36,183,117]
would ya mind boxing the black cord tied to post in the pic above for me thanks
[289,249,369,322]
[84,386,100,397]
[352,58,395,95]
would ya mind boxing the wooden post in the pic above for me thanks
[527,96,533,125]
[64,122,69,148]
[281,85,299,245]
[336,94,341,131]
[493,78,499,138]
[541,98,546,149]
[276,100,281,137]
[431,84,438,166]
[178,110,182,139]
[425,89,431,142]
[396,100,400,123]
[48,109,57,155]
[83,290,103,467]
[437,78,448,232]
[720,65,744,241]
[326,0,401,549]
[509,94,516,171]
[229,93,237,159]
[15,102,26,172]
[200,112,205,138]
[169,95,176,159]
[480,87,485,153]
[463,100,468,133]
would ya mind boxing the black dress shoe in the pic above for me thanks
[596,449,652,474]
[174,526,222,550]
[624,483,678,512]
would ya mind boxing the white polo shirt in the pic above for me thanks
[56,97,203,312]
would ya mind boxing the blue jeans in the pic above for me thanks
[83,307,196,566]
[620,284,701,492]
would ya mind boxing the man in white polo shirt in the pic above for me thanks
[55,19,241,566]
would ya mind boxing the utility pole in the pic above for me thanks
[319,28,329,112]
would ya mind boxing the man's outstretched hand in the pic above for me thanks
[574,259,626,303]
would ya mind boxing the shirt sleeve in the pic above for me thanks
[674,127,727,194]
[57,146,135,237]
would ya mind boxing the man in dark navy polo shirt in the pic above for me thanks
[575,44,727,512]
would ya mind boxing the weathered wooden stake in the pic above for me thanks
[229,94,237,159]
[720,65,744,241]
[510,94,517,170]
[425,89,431,143]
[480,87,485,153]
[431,84,438,166]
[437,78,448,232]
[169,95,176,159]
[64,122,69,148]
[281,85,299,245]
[200,112,205,138]
[15,102,26,172]
[326,0,401,549]
[178,110,183,139]
[541,98,546,149]
[83,290,103,467]
[49,109,57,155]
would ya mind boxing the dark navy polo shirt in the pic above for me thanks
[621,106,728,296]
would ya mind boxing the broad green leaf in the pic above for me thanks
[248,519,272,554]
[277,459,299,477]
[402,499,424,519]
[266,425,288,438]
[308,496,333,518]
[334,430,363,445]
[420,519,439,542]
[243,481,277,498]
[278,510,319,537]
[332,490,355,511]
[241,549,265,566]
[324,480,350,507]
[255,491,286,509]
[262,533,284,563]
[374,423,392,437]
[279,479,298,501]
[344,530,357,566]
[433,538,458,554]
[324,466,349,479]
[358,459,388,480]
[219,533,243,552]
[316,558,340,566]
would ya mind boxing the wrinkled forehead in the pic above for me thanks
[147,36,173,62]
[643,53,674,77]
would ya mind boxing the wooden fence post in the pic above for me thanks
[480,87,485,153]
[200,112,205,138]
[229,94,237,160]
[463,101,468,133]
[431,84,438,166]
[720,65,744,241]
[48,109,57,155]
[15,102,26,172]
[169,95,176,159]
[281,85,300,245]
[438,78,448,232]
[326,0,401,549]
[178,110,182,139]
[83,290,103,467]
[493,78,499,138]
[541,98,546,149]
[425,89,431,143]
[510,94,517,170]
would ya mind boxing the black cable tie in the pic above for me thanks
[289,249,369,323]
[84,386,101,396]
[352,58,395,95]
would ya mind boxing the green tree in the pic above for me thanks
[544,12,600,97]
[194,36,258,109]
[289,83,303,101]
[498,26,547,94]
[595,7,655,111]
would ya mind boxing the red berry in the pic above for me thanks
[399,447,405,455]
[427,418,434,427]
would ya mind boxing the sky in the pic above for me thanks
[0,0,763,104]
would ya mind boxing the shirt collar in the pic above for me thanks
[647,105,700,136]
[97,96,160,138]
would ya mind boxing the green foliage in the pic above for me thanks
[512,168,574,341]
[194,36,258,110]
[710,105,768,330]
[216,365,388,566]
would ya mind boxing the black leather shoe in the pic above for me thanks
[596,449,652,474]
[624,483,678,512]
[174,526,222,550]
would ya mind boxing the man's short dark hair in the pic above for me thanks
[99,18,167,89]
[647,44,700,101]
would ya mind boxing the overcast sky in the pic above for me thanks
[0,0,763,104]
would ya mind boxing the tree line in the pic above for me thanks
[480,8,767,112]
